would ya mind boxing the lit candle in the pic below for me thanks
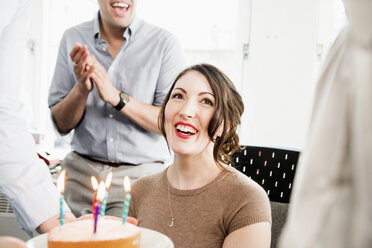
[122,176,131,225]
[94,181,105,234]
[100,172,112,217]
[57,169,66,226]
[91,176,98,215]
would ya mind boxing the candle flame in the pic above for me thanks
[105,172,113,189]
[96,181,106,202]
[57,169,66,193]
[123,176,131,192]
[91,176,98,191]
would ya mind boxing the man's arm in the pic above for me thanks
[52,82,90,134]
[51,44,95,134]
[89,57,162,133]
[89,35,185,134]
[118,98,162,134]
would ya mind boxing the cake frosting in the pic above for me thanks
[48,218,141,248]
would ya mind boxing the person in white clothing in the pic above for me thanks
[0,0,75,245]
[279,0,372,247]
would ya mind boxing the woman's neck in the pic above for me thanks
[168,154,222,190]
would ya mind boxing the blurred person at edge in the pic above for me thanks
[48,0,185,217]
[0,0,75,247]
[279,0,372,247]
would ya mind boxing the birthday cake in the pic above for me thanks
[48,218,141,248]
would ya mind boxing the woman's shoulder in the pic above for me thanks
[223,167,269,201]
[222,167,272,230]
[132,170,164,189]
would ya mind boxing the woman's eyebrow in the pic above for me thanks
[173,88,214,98]
[199,92,215,98]
[173,87,186,93]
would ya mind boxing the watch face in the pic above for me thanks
[120,92,129,104]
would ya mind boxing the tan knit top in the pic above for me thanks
[129,167,271,248]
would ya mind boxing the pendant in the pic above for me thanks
[169,218,175,227]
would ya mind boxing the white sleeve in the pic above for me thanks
[0,0,71,237]
[348,1,372,243]
[343,0,372,45]
[0,111,71,236]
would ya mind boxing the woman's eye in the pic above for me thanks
[171,93,183,99]
[202,98,214,106]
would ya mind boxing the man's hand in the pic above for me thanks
[0,236,26,248]
[90,55,121,106]
[70,43,95,93]
[38,212,76,233]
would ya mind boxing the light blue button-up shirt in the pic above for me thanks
[48,13,185,164]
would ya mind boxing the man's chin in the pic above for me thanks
[113,17,132,29]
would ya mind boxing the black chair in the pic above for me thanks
[230,146,300,248]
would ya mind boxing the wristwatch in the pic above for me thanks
[114,91,130,111]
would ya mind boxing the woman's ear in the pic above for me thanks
[213,125,224,141]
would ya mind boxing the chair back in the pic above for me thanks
[230,145,300,247]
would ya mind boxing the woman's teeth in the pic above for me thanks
[176,124,197,134]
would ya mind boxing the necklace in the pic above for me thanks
[167,175,204,228]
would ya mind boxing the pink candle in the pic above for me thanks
[94,202,100,233]
[91,177,98,215]
[93,181,105,234]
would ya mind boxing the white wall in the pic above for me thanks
[237,0,345,150]
[238,0,319,149]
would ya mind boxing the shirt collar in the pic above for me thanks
[93,12,101,39]
[123,15,140,41]
[93,12,140,42]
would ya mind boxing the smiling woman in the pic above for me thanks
[159,64,244,169]
[163,70,217,159]
[129,64,272,248]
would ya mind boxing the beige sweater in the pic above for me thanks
[129,167,271,248]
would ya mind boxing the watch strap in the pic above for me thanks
[114,92,126,111]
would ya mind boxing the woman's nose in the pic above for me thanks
[179,100,196,119]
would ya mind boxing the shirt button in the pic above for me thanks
[109,137,114,142]
[109,114,113,118]
[102,47,107,51]
[111,67,115,71]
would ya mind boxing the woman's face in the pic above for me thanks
[164,71,216,157]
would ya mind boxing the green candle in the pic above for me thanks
[122,176,131,224]
[57,169,66,226]
[100,172,112,217]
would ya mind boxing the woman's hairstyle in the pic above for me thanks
[158,63,244,169]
